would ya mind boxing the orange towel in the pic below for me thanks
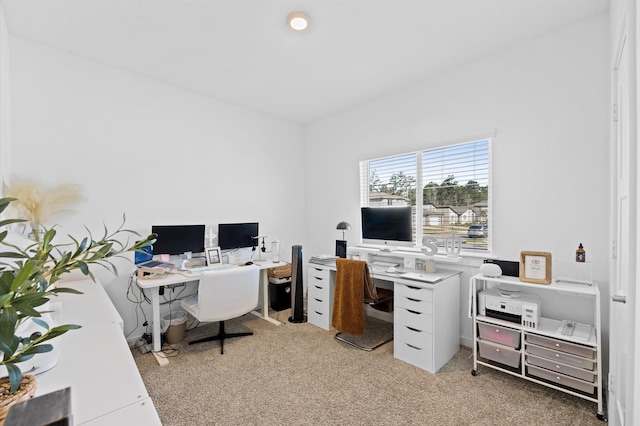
[332,259,373,335]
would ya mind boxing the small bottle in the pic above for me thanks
[576,243,586,262]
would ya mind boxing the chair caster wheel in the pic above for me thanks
[471,369,477,376]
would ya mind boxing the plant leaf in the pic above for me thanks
[5,363,22,393]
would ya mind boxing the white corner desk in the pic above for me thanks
[137,259,284,353]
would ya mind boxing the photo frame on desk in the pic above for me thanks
[519,251,552,284]
[205,246,222,266]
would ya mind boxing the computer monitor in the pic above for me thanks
[361,206,413,248]
[150,225,206,255]
[217,223,259,250]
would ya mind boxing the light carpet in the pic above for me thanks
[133,309,603,425]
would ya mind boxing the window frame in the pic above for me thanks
[360,135,492,254]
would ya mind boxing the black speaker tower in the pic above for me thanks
[288,245,306,323]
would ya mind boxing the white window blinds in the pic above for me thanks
[360,138,490,251]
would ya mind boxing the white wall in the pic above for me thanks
[305,15,610,348]
[7,37,307,340]
[0,8,11,190]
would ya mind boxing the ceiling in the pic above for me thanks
[1,0,609,125]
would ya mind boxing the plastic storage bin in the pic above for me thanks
[478,339,521,368]
[478,322,521,348]
[526,364,596,394]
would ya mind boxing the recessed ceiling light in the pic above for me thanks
[287,11,309,31]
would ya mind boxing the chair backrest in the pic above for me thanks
[195,265,260,323]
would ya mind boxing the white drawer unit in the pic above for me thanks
[470,274,604,421]
[393,275,460,374]
[306,265,334,330]
[394,283,434,370]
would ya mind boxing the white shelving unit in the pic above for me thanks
[469,274,605,421]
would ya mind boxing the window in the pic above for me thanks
[360,138,490,251]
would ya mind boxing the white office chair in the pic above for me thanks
[180,265,260,354]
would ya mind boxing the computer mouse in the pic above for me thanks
[245,261,254,265]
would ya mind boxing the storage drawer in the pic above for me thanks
[307,278,330,300]
[395,283,433,303]
[525,343,595,370]
[394,284,433,314]
[478,339,521,368]
[525,333,595,359]
[395,323,433,352]
[478,322,521,349]
[394,340,434,372]
[307,306,331,330]
[307,295,328,316]
[395,306,433,332]
[308,267,330,280]
[526,355,595,382]
[527,364,596,394]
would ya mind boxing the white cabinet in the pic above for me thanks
[394,274,460,373]
[470,274,604,421]
[306,265,335,330]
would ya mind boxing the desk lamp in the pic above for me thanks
[335,221,351,258]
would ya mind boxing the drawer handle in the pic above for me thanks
[495,329,501,333]
[407,285,421,290]
[405,326,420,332]
[406,309,420,315]
[556,365,561,369]
[314,285,322,289]
[555,343,561,347]
[495,348,500,353]
[555,354,560,358]
[314,298,323,302]
[406,343,421,350]
[314,311,322,315]
[314,277,322,281]
[407,297,421,302]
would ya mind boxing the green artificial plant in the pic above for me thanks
[0,197,155,393]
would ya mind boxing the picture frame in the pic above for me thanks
[519,251,552,284]
[205,246,222,266]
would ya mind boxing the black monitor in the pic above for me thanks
[217,223,259,250]
[361,206,413,247]
[150,225,205,255]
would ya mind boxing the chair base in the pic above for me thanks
[188,320,252,354]
[335,332,393,351]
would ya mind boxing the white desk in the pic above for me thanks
[37,280,161,425]
[307,260,461,373]
[137,259,284,352]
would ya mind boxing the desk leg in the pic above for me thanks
[250,269,281,326]
[149,287,162,352]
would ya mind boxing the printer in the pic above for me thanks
[478,287,541,329]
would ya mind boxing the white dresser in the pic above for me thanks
[307,265,335,330]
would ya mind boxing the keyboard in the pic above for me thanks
[183,264,234,273]
[400,272,444,283]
